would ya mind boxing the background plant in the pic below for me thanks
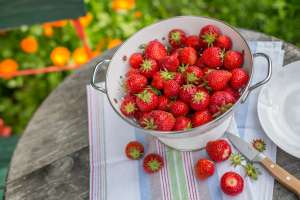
[0,0,299,134]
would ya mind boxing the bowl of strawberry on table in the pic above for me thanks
[91,16,272,151]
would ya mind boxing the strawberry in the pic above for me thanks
[134,110,144,121]
[195,159,215,180]
[168,29,186,48]
[224,86,240,100]
[143,153,164,173]
[215,35,232,50]
[139,58,159,78]
[157,95,170,111]
[206,70,232,91]
[185,35,201,50]
[195,56,206,68]
[220,172,244,196]
[129,53,143,69]
[230,68,249,90]
[184,66,204,85]
[136,89,158,112]
[190,89,210,111]
[209,91,235,116]
[140,110,175,131]
[151,71,174,90]
[145,40,167,61]
[126,73,148,93]
[125,141,144,160]
[202,67,215,76]
[202,47,224,68]
[179,84,197,103]
[170,100,189,117]
[173,72,184,85]
[173,116,192,131]
[178,47,198,65]
[163,80,180,98]
[199,25,221,47]
[191,110,212,127]
[126,67,140,77]
[159,54,180,72]
[120,95,137,117]
[224,50,244,70]
[206,139,232,162]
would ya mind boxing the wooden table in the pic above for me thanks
[5,29,300,200]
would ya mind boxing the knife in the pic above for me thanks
[227,133,300,197]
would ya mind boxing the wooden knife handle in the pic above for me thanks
[261,157,300,197]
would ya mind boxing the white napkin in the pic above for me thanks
[88,41,284,200]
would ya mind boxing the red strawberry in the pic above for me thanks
[168,29,186,48]
[230,68,249,90]
[184,66,204,85]
[145,40,167,61]
[179,84,197,103]
[129,53,143,68]
[224,50,244,70]
[191,110,212,127]
[173,72,184,85]
[209,91,235,116]
[140,110,175,131]
[185,35,201,49]
[199,25,221,47]
[173,116,192,131]
[125,141,144,160]
[126,68,140,78]
[178,47,198,65]
[224,86,240,100]
[220,172,244,196]
[139,58,159,78]
[120,95,137,117]
[170,100,189,117]
[159,54,180,72]
[143,153,164,173]
[163,80,180,98]
[206,139,232,162]
[195,159,215,180]
[151,71,174,90]
[206,70,232,91]
[190,89,210,111]
[202,67,215,76]
[195,56,206,68]
[157,95,170,111]
[126,73,148,93]
[134,110,144,121]
[215,35,232,50]
[136,89,158,112]
[202,47,224,68]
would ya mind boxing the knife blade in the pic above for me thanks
[227,132,300,197]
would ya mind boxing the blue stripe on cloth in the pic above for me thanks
[134,128,151,200]
[234,41,257,138]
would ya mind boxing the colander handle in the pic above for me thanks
[91,59,110,93]
[241,52,272,103]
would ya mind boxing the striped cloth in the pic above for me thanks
[87,41,284,200]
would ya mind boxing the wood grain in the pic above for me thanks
[4,29,300,200]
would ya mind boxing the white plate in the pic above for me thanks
[258,60,300,158]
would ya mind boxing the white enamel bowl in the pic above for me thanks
[258,61,300,158]
[91,16,272,151]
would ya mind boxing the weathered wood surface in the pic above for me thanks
[5,29,300,200]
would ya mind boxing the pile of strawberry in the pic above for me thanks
[126,139,244,196]
[121,24,249,131]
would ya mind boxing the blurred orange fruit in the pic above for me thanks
[134,11,142,18]
[79,12,93,27]
[50,47,71,66]
[112,0,135,12]
[51,20,68,27]
[1,126,12,137]
[43,24,54,37]
[92,50,101,58]
[72,47,90,65]
[20,36,38,53]
[0,59,19,78]
[108,39,122,49]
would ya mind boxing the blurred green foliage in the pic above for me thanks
[0,0,299,134]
